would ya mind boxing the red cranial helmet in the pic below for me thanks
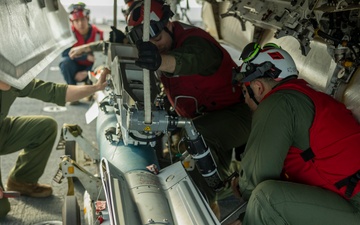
[125,0,174,43]
[68,2,90,21]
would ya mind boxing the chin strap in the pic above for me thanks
[244,82,259,105]
[164,26,175,49]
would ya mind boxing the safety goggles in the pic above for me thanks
[240,42,280,63]
[126,19,168,44]
[241,61,282,82]
[263,42,280,49]
[68,3,86,14]
[232,61,282,84]
[240,42,261,63]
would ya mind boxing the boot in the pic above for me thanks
[6,178,52,198]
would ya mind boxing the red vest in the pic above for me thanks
[265,79,360,199]
[72,24,103,66]
[160,22,242,118]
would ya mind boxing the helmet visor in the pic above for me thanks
[68,3,86,14]
[126,19,167,44]
[240,42,261,63]
[240,62,282,82]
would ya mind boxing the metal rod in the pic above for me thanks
[113,0,117,27]
[220,201,247,224]
[143,0,152,124]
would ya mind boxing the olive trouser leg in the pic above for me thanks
[0,116,57,183]
[189,103,252,204]
[0,116,57,217]
[0,171,10,218]
[243,180,360,225]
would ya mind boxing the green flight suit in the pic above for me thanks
[0,79,67,217]
[239,88,360,225]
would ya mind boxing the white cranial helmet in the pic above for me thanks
[240,42,298,82]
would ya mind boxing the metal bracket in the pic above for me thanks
[62,125,100,161]
[58,156,103,201]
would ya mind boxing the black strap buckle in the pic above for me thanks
[300,148,315,162]
[335,170,360,198]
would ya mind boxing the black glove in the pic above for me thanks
[109,26,126,43]
[135,40,162,71]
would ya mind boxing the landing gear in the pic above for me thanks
[62,195,81,225]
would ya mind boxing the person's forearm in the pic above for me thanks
[159,54,176,73]
[65,68,109,102]
[80,42,101,53]
[69,42,102,59]
[89,41,104,52]
[65,84,99,102]
[82,44,92,53]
